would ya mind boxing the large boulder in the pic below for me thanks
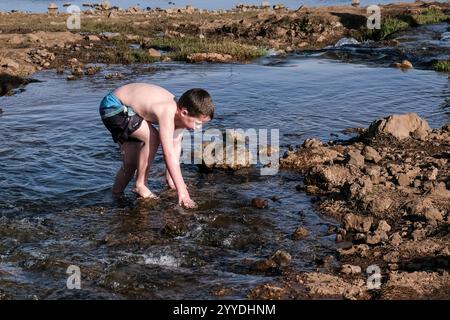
[367,113,431,140]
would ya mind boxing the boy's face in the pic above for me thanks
[179,108,211,130]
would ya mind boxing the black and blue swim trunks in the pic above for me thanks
[99,91,144,143]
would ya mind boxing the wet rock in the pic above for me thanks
[148,48,161,58]
[292,227,309,240]
[162,219,186,237]
[395,60,413,69]
[250,258,278,273]
[343,213,373,233]
[362,146,382,163]
[66,75,77,81]
[0,107,3,114]
[302,138,323,149]
[340,264,361,275]
[84,66,101,75]
[346,150,365,167]
[105,72,124,80]
[270,250,292,267]
[251,197,269,209]
[199,135,253,171]
[367,113,431,140]
[187,53,233,63]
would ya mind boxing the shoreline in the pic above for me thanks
[1,1,449,95]
[247,113,449,299]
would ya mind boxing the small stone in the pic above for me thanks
[390,232,402,246]
[423,207,444,222]
[426,167,438,181]
[346,150,365,167]
[343,213,373,233]
[396,174,410,187]
[302,138,323,149]
[148,48,162,58]
[377,220,391,233]
[362,146,382,163]
[411,229,426,241]
[270,250,292,267]
[389,263,398,271]
[85,35,101,42]
[251,197,269,209]
[66,75,77,81]
[292,227,309,240]
[355,233,366,241]
[366,234,382,245]
[340,264,361,275]
[395,60,413,69]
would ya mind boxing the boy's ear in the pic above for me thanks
[180,108,189,116]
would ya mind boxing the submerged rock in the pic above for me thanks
[292,227,309,240]
[270,250,292,267]
[251,197,269,209]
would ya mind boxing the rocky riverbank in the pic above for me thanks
[247,113,449,299]
[1,1,450,95]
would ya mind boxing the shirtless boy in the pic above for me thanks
[99,83,214,208]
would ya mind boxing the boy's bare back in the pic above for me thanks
[114,83,177,124]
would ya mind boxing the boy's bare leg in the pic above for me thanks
[144,121,161,188]
[112,141,140,195]
[129,121,156,198]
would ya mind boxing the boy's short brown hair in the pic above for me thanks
[177,88,214,120]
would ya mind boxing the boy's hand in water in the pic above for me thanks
[178,189,198,209]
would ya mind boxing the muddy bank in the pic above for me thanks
[248,113,450,299]
[1,1,450,95]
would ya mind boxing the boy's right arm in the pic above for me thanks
[158,111,197,209]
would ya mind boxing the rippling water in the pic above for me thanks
[0,52,449,298]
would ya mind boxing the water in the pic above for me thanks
[1,48,449,298]
[0,0,435,13]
